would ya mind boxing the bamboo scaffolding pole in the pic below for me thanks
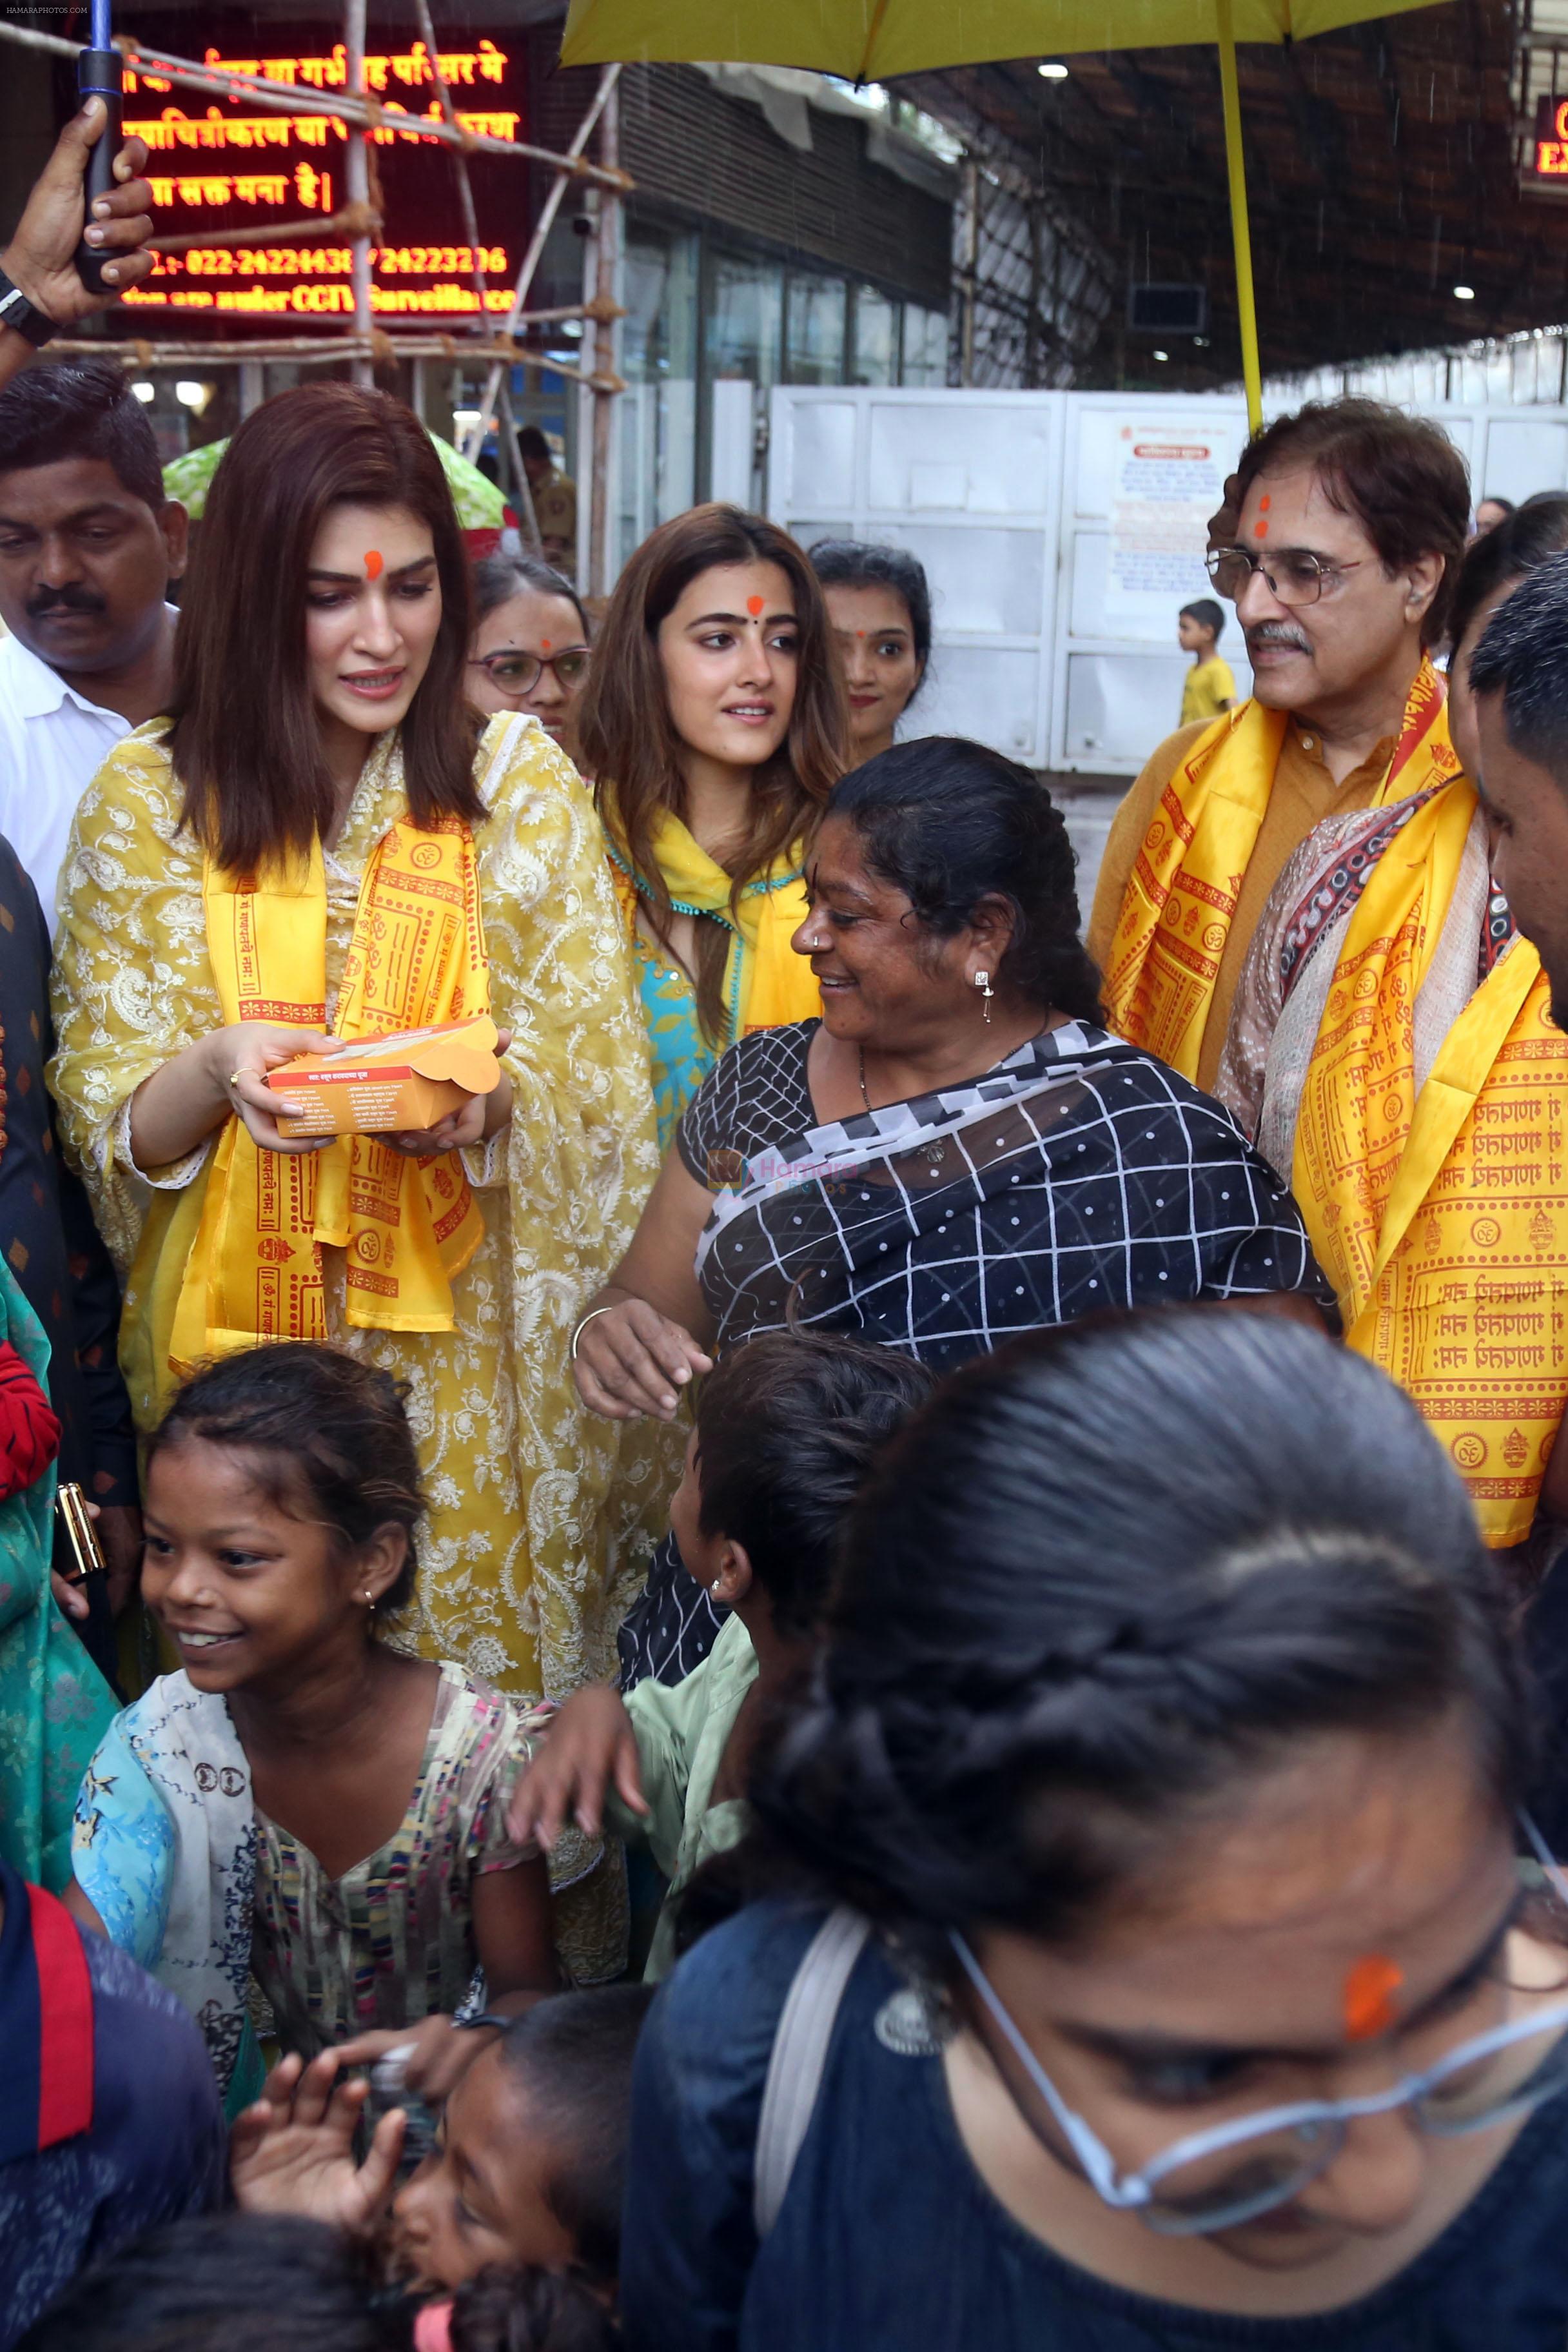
[462,63,621,464]
[0,19,630,188]
[342,0,373,384]
[496,378,544,556]
[150,202,379,253]
[409,0,487,329]
[49,334,616,385]
[587,79,620,600]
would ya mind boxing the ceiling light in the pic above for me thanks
[174,380,207,409]
[1454,284,1476,300]
[1037,60,1069,78]
[453,407,482,432]
[1153,349,1170,362]
[130,380,155,403]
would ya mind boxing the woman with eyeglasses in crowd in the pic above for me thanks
[623,1309,1568,2351]
[466,554,593,761]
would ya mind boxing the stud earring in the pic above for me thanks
[710,1578,724,1594]
[974,970,994,1025]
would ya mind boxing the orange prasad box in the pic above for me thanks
[265,1015,502,1138]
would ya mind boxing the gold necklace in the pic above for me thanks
[857,1042,873,1112]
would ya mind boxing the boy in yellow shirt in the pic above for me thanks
[1178,597,1236,725]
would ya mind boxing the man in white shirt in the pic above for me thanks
[0,356,185,914]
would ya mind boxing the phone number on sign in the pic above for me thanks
[153,245,510,279]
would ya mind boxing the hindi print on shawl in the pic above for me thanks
[175,808,488,1371]
[1348,956,1568,1545]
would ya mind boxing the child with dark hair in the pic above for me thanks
[509,1333,933,1976]
[448,2268,621,2352]
[15,2218,404,2352]
[1177,596,1235,725]
[66,1343,560,2116]
[391,1984,652,2289]
[16,2217,623,2352]
[229,1984,652,2299]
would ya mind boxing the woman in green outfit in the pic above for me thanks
[0,1253,115,1889]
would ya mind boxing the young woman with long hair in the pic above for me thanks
[48,387,667,1949]
[574,503,848,1147]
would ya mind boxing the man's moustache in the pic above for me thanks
[1246,626,1311,655]
[25,591,106,618]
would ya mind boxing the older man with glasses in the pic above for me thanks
[1088,399,1471,1093]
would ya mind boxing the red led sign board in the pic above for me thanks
[116,15,527,328]
[1529,95,1568,184]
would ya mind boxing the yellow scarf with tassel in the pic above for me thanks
[170,814,489,1370]
[605,803,819,1041]
[1101,660,1456,1081]
[1293,774,1568,1546]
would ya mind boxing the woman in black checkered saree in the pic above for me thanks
[576,739,1336,1686]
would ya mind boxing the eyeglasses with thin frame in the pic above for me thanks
[1205,545,1366,607]
[468,645,590,697]
[949,1812,1568,2238]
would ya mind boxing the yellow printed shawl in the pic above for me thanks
[1293,774,1568,1545]
[1101,660,1455,1081]
[170,814,489,1369]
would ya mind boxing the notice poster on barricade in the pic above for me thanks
[1104,426,1228,625]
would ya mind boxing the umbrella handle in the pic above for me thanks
[1215,0,1263,435]
[74,42,122,297]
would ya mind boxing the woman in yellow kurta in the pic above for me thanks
[574,505,848,1148]
[47,385,670,1720]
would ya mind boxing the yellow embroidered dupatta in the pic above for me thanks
[170,814,488,1369]
[1101,660,1455,1081]
[1293,775,1568,1545]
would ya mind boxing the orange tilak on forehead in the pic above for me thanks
[1254,492,1271,542]
[1344,1954,1404,2041]
[364,550,384,581]
[747,594,765,616]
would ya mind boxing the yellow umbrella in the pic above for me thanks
[561,0,1442,430]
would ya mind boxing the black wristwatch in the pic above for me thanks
[0,266,59,349]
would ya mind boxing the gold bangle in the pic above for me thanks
[571,1304,614,1360]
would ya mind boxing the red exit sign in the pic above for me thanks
[1531,96,1568,182]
